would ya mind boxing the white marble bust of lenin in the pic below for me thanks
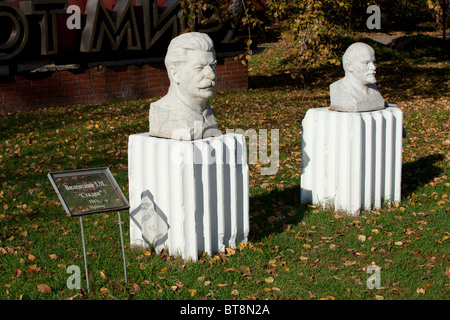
[330,42,385,112]
[149,32,220,140]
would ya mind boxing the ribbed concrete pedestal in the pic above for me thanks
[128,133,249,261]
[300,105,403,215]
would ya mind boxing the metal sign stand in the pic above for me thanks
[78,212,128,293]
[48,167,131,294]
[79,216,90,293]
[117,211,128,284]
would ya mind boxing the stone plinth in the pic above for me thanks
[128,133,249,261]
[300,105,403,215]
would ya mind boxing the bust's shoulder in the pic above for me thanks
[330,77,352,91]
[150,94,173,110]
[150,94,187,119]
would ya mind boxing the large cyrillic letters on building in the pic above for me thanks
[0,0,264,73]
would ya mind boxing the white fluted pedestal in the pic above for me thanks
[300,105,403,215]
[128,133,249,261]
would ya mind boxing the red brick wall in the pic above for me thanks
[0,56,248,113]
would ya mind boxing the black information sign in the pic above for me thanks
[48,167,130,216]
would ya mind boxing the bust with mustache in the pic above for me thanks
[330,42,385,112]
[149,32,221,140]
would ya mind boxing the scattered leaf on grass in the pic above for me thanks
[265,277,274,283]
[37,284,52,294]
[132,283,140,292]
[100,287,109,294]
[226,247,236,255]
[343,260,357,267]
[189,289,197,297]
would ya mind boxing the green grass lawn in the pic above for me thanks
[0,35,449,301]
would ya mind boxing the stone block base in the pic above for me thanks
[128,133,249,261]
[300,106,403,215]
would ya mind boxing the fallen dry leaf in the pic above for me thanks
[100,287,109,294]
[265,277,274,283]
[217,283,229,287]
[320,295,335,300]
[160,267,168,274]
[358,235,366,242]
[132,283,140,292]
[189,289,197,297]
[37,284,52,294]
[299,256,309,261]
[225,247,236,255]
[343,260,357,267]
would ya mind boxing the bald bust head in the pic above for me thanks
[342,42,377,87]
[329,42,385,112]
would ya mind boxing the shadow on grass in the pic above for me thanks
[249,184,309,241]
[401,154,445,199]
[247,153,445,241]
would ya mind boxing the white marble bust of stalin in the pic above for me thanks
[149,32,221,140]
[330,42,386,112]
